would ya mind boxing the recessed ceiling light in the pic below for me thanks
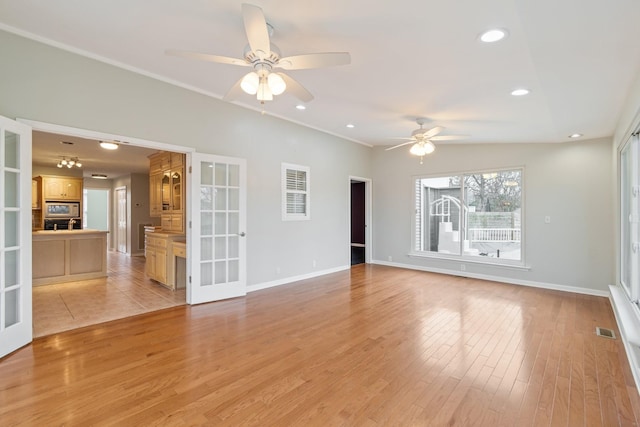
[91,174,108,179]
[296,104,306,110]
[99,141,119,150]
[511,88,530,96]
[569,133,583,138]
[346,123,355,128]
[479,28,508,43]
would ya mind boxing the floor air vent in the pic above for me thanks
[596,327,616,339]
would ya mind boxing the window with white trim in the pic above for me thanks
[620,130,640,302]
[282,163,310,221]
[412,168,523,265]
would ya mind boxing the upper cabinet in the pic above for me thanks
[41,176,83,201]
[149,152,185,232]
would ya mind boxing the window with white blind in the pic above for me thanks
[282,163,310,221]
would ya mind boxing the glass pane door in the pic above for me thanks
[620,134,640,301]
[189,153,246,304]
[0,116,32,358]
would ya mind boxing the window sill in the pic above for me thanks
[408,251,531,271]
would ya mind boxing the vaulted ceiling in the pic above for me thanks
[1,0,639,148]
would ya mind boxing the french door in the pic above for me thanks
[0,116,32,358]
[621,131,640,302]
[189,153,246,304]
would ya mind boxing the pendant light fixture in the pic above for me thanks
[56,156,82,168]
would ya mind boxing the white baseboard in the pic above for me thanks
[371,259,610,297]
[247,265,351,293]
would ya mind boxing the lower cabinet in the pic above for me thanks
[145,231,185,289]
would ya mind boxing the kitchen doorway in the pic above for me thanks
[25,119,193,337]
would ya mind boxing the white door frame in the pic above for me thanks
[348,176,372,264]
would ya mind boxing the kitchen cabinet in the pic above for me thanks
[149,172,163,217]
[42,176,82,201]
[149,152,185,230]
[32,230,108,286]
[161,213,184,232]
[145,231,185,289]
[32,179,40,208]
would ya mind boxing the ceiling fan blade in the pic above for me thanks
[242,3,271,59]
[165,49,248,66]
[422,126,444,139]
[278,52,351,70]
[277,73,314,102]
[430,135,468,141]
[223,77,245,101]
[385,140,415,151]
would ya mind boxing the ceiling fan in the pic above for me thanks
[386,118,466,163]
[166,3,351,104]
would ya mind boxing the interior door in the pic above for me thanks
[189,153,246,304]
[0,115,32,358]
[115,187,127,254]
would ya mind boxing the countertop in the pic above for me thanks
[33,229,108,236]
[144,230,185,238]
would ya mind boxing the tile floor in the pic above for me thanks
[32,252,186,338]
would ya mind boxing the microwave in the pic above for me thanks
[44,201,80,219]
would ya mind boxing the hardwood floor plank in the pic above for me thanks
[1,265,638,426]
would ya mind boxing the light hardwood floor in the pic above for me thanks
[32,251,185,337]
[3,264,639,426]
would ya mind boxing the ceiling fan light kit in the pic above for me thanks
[386,118,466,163]
[166,3,350,105]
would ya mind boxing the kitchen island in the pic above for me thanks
[32,229,108,286]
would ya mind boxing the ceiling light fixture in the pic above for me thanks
[91,174,108,179]
[511,88,530,96]
[569,133,583,138]
[240,64,287,103]
[409,141,436,164]
[56,156,82,169]
[346,123,355,128]
[99,141,119,150]
[296,104,306,110]
[479,28,508,43]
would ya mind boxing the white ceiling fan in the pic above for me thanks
[386,118,466,163]
[166,3,351,104]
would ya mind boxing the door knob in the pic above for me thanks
[238,232,246,237]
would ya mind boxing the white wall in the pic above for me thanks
[372,138,614,294]
[0,30,372,287]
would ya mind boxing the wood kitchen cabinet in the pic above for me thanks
[149,172,163,217]
[42,176,83,201]
[149,152,185,231]
[145,231,185,289]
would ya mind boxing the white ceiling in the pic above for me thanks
[32,131,157,178]
[1,0,640,149]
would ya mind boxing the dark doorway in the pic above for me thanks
[351,180,366,265]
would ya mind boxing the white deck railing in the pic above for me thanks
[468,228,521,242]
